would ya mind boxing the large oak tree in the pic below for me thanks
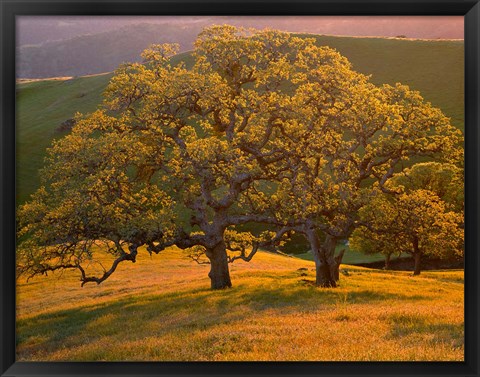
[17,25,462,289]
[18,26,322,288]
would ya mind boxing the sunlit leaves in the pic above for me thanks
[17,25,463,286]
[350,168,464,263]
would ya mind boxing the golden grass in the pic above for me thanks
[16,247,464,361]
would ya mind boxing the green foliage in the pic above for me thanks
[390,162,463,211]
[16,35,464,207]
[17,111,176,283]
[350,166,464,268]
[17,26,463,288]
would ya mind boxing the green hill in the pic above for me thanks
[16,74,113,205]
[16,35,463,207]
[306,35,463,130]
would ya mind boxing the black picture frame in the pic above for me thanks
[1,1,479,376]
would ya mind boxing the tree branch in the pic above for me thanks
[79,243,140,286]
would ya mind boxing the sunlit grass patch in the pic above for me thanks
[16,248,464,361]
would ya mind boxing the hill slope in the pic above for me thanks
[16,73,112,204]
[16,35,463,205]
[306,35,463,129]
[16,248,464,361]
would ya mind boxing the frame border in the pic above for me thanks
[1,1,479,376]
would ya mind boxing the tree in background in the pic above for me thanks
[391,162,463,212]
[351,162,464,273]
[350,162,464,275]
[350,188,463,275]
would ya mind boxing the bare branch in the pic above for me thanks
[228,242,259,263]
[79,243,140,286]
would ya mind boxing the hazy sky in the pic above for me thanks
[18,16,463,46]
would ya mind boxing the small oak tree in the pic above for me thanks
[350,162,464,274]
[350,188,463,275]
[391,162,463,212]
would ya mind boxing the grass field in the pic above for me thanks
[16,248,464,361]
[16,35,463,205]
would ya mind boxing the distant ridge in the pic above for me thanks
[17,20,463,79]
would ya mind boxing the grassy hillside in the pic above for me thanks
[295,244,411,265]
[16,248,464,361]
[18,18,463,78]
[16,74,112,204]
[16,36,463,206]
[307,35,463,131]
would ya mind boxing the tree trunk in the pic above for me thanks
[412,237,421,276]
[385,253,391,270]
[316,263,336,287]
[305,229,339,288]
[413,252,421,276]
[207,241,232,289]
[333,248,345,281]
[319,234,340,287]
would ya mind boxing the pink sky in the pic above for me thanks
[17,16,463,47]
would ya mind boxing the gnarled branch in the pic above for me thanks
[79,243,140,286]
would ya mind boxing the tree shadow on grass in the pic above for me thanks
[296,278,428,303]
[16,282,432,360]
[386,313,463,347]
[345,290,428,303]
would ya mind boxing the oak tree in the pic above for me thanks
[17,25,463,290]
[262,80,462,286]
[350,162,464,274]
[350,187,463,275]
[17,26,317,289]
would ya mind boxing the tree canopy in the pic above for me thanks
[261,79,462,286]
[17,25,463,289]
[350,162,464,275]
[350,187,463,275]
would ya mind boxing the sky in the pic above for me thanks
[17,16,463,47]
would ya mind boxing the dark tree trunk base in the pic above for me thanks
[306,230,343,288]
[208,242,232,289]
[385,253,391,270]
[209,273,232,289]
[413,252,422,276]
[317,280,337,288]
[316,264,338,287]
